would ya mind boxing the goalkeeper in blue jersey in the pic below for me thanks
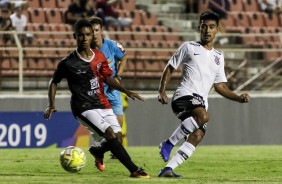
[88,16,127,152]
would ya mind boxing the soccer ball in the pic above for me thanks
[60,146,86,173]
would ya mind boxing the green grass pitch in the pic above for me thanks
[1,146,282,184]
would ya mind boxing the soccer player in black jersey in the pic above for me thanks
[43,18,149,179]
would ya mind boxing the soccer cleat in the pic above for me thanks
[95,160,105,172]
[159,140,174,162]
[89,146,105,171]
[130,167,150,179]
[158,167,183,178]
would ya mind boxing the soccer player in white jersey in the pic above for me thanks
[157,11,251,178]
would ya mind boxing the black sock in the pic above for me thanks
[107,138,138,173]
[99,140,111,155]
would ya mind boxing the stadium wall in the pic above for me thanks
[0,94,281,147]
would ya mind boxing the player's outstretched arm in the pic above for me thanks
[44,79,58,120]
[116,55,127,78]
[214,82,251,103]
[125,91,144,101]
[158,65,174,104]
[105,77,144,101]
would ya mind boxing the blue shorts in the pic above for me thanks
[109,98,123,115]
[105,85,123,115]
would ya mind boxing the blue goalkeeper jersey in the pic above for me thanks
[99,38,125,102]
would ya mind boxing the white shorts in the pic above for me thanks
[76,109,121,136]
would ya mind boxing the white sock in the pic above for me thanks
[168,117,199,145]
[166,142,195,170]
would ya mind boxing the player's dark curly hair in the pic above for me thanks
[199,11,220,26]
[73,18,93,33]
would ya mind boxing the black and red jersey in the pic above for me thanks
[52,49,113,115]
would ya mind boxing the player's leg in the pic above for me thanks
[158,128,206,178]
[97,127,149,177]
[158,108,208,178]
[121,114,128,147]
[109,92,124,143]
[110,97,124,158]
[160,117,199,162]
[160,95,206,162]
[98,117,149,178]
[81,109,149,178]
[76,109,113,172]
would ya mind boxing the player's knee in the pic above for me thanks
[193,109,209,126]
[200,113,209,124]
[104,127,117,140]
[117,115,123,127]
[115,132,122,143]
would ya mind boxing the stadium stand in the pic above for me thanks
[28,0,41,8]
[57,0,72,9]
[41,0,57,8]
[243,0,260,12]
[229,0,244,11]
[0,0,281,92]
[44,8,64,24]
[28,8,46,24]
[120,0,136,11]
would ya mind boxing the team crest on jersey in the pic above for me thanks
[90,77,99,90]
[214,55,220,65]
[88,77,99,96]
[97,63,102,70]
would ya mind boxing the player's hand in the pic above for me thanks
[114,75,121,84]
[239,93,251,103]
[114,76,121,84]
[126,92,144,101]
[158,92,168,104]
[44,106,57,120]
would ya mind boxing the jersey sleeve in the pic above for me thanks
[52,59,67,83]
[98,53,114,80]
[168,42,190,69]
[214,54,227,83]
[113,41,126,60]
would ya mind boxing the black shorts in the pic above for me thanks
[171,93,206,121]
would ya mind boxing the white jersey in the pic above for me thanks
[169,41,227,108]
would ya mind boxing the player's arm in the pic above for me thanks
[105,77,144,101]
[115,54,127,82]
[158,64,175,104]
[44,79,58,120]
[214,82,250,103]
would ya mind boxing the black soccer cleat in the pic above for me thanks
[89,145,105,171]
[158,167,183,178]
[130,167,150,179]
